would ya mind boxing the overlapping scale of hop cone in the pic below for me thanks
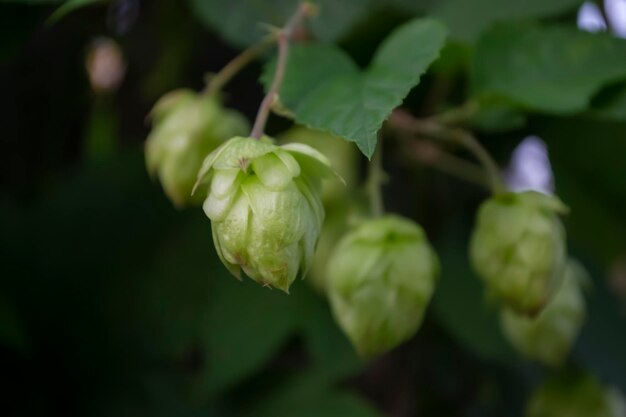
[145,90,249,207]
[500,258,587,367]
[470,191,568,315]
[326,215,439,357]
[195,136,337,292]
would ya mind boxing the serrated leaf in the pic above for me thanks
[186,0,373,48]
[473,24,626,114]
[264,18,447,157]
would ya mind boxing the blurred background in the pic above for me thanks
[1,1,626,416]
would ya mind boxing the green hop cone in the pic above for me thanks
[145,90,249,207]
[195,136,337,292]
[526,372,626,417]
[326,215,439,357]
[500,258,587,367]
[470,191,568,315]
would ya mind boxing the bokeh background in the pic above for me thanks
[2,1,626,416]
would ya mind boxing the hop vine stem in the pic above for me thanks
[204,38,274,96]
[366,141,386,218]
[250,2,314,139]
[389,109,506,194]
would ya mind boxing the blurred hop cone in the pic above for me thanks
[326,215,439,357]
[145,90,249,207]
[470,191,568,315]
[278,125,359,207]
[526,372,626,417]
[195,136,338,292]
[500,258,587,367]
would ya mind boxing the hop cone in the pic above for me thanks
[326,215,439,357]
[145,90,248,207]
[195,136,336,292]
[501,258,586,367]
[470,191,568,315]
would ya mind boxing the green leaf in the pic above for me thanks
[264,18,447,157]
[590,82,626,120]
[432,228,517,363]
[185,0,373,48]
[473,24,626,114]
[431,0,583,41]
[199,275,299,396]
[237,371,381,417]
[47,0,106,24]
[297,289,363,380]
[575,279,626,391]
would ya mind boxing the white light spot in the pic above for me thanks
[505,136,554,195]
[605,0,626,37]
[578,2,608,32]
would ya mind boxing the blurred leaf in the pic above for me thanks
[432,0,583,41]
[574,275,626,391]
[238,371,381,417]
[472,98,527,132]
[474,24,626,113]
[590,82,626,120]
[47,0,105,24]
[199,275,299,396]
[432,229,517,363]
[297,289,363,379]
[264,18,447,157]
[186,0,373,48]
[538,118,626,262]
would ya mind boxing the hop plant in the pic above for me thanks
[500,258,587,367]
[145,90,249,207]
[326,215,439,357]
[470,191,568,315]
[194,135,336,292]
[526,372,626,417]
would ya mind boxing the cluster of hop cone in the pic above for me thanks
[145,89,624,416]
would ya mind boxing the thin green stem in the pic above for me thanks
[204,38,274,96]
[453,130,506,194]
[250,2,313,139]
[366,143,385,217]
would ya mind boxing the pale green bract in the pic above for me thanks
[500,258,586,367]
[470,191,568,315]
[145,90,249,207]
[195,136,337,292]
[326,215,439,357]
